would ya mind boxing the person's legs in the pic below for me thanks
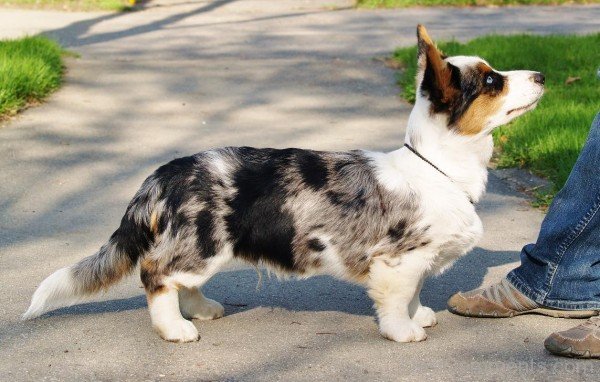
[449,113,600,359]
[507,112,600,310]
[448,113,600,317]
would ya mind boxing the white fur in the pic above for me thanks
[149,262,227,342]
[362,54,542,342]
[308,235,353,279]
[206,149,235,179]
[179,287,225,320]
[148,288,200,343]
[412,305,437,328]
[165,248,234,289]
[446,56,544,134]
[23,267,79,319]
[146,251,232,342]
[368,253,430,342]
[494,69,544,125]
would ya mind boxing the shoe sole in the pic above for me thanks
[544,339,600,359]
[448,305,599,319]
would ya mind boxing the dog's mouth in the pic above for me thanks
[507,96,542,116]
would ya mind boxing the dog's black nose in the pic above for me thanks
[532,72,545,85]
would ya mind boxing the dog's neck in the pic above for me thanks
[401,100,494,203]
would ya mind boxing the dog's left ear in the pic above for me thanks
[416,25,459,111]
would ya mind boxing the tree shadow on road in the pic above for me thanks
[43,0,352,50]
[46,0,238,47]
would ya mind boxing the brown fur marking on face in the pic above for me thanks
[476,62,492,73]
[417,26,510,135]
[454,64,508,135]
[456,94,503,135]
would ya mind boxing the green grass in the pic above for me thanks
[0,36,65,119]
[0,0,133,11]
[391,34,600,201]
[357,0,598,7]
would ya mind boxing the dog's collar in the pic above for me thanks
[403,143,475,205]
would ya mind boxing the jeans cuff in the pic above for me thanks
[507,271,600,311]
[506,271,546,306]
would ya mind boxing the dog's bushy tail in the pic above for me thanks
[23,176,162,319]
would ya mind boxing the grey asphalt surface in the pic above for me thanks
[1,1,599,381]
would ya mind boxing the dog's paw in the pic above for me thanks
[379,318,427,342]
[413,305,437,328]
[157,319,200,343]
[181,297,225,321]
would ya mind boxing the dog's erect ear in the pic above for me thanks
[416,25,459,112]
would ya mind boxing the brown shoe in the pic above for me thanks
[447,279,598,318]
[545,316,600,359]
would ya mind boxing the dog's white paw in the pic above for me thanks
[379,318,427,342]
[181,297,225,321]
[413,305,437,328]
[156,319,200,343]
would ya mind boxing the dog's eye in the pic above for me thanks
[486,75,494,85]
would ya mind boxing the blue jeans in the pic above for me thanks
[507,112,600,310]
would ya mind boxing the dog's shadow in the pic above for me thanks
[46,247,519,318]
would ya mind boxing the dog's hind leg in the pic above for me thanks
[141,258,199,342]
[140,258,205,343]
[141,250,231,342]
[146,285,200,343]
[174,253,231,321]
[179,287,224,320]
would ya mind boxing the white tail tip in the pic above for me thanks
[23,267,79,320]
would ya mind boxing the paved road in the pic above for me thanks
[0,1,599,381]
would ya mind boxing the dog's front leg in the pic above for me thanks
[368,255,428,342]
[408,278,437,328]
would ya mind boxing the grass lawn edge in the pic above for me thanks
[356,0,600,8]
[0,35,66,123]
[0,0,134,12]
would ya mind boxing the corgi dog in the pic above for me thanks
[24,25,544,343]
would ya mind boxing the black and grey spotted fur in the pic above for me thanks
[70,147,429,298]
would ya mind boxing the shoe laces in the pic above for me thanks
[479,279,537,311]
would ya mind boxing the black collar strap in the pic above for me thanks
[404,143,449,178]
[403,143,475,205]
